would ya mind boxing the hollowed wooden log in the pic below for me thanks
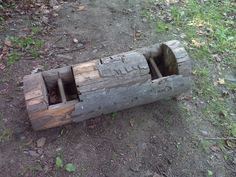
[23,40,191,130]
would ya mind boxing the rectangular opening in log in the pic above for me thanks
[147,51,177,80]
[42,66,79,105]
[147,53,165,80]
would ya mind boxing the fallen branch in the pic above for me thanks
[205,137,236,140]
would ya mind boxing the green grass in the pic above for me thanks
[0,112,12,142]
[55,156,77,173]
[156,21,169,33]
[6,35,44,64]
[143,0,236,137]
[31,25,42,35]
[7,50,19,65]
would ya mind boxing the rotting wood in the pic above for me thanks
[23,73,48,113]
[23,40,192,130]
[30,100,77,130]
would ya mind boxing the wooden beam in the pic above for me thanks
[57,77,67,103]
[149,57,163,78]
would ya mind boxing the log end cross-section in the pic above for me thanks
[23,67,78,130]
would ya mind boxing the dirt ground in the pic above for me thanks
[0,0,235,177]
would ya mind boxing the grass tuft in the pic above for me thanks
[143,0,236,137]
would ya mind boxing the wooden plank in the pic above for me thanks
[24,73,46,100]
[72,60,97,75]
[74,70,100,83]
[30,100,77,130]
[149,58,163,78]
[57,78,67,103]
[23,73,48,113]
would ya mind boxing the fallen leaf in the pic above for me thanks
[129,119,134,127]
[78,5,86,11]
[207,170,213,176]
[49,0,58,8]
[36,137,46,147]
[0,54,3,61]
[213,54,221,62]
[52,13,58,17]
[73,38,78,43]
[0,63,5,70]
[191,39,203,48]
[56,157,63,168]
[217,78,225,85]
[2,44,9,57]
[225,139,235,149]
[42,16,49,24]
[210,144,220,152]
[31,65,43,74]
[28,150,40,157]
[192,70,197,75]
[135,30,142,38]
[4,39,12,47]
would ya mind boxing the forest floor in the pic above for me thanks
[0,0,236,177]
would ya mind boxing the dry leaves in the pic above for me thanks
[36,137,46,148]
[4,39,12,47]
[225,139,235,149]
[217,78,225,85]
[77,5,86,11]
[191,39,204,48]
[135,30,142,38]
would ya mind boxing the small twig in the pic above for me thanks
[205,137,236,140]
[55,46,85,55]
[133,24,136,42]
[52,36,64,45]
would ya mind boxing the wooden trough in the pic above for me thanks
[23,40,191,130]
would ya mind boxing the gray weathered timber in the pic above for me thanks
[73,51,150,95]
[71,75,190,122]
[23,40,192,130]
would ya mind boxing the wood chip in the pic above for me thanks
[36,137,46,147]
[73,38,79,43]
[78,5,86,11]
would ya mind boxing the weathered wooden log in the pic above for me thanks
[23,40,191,130]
